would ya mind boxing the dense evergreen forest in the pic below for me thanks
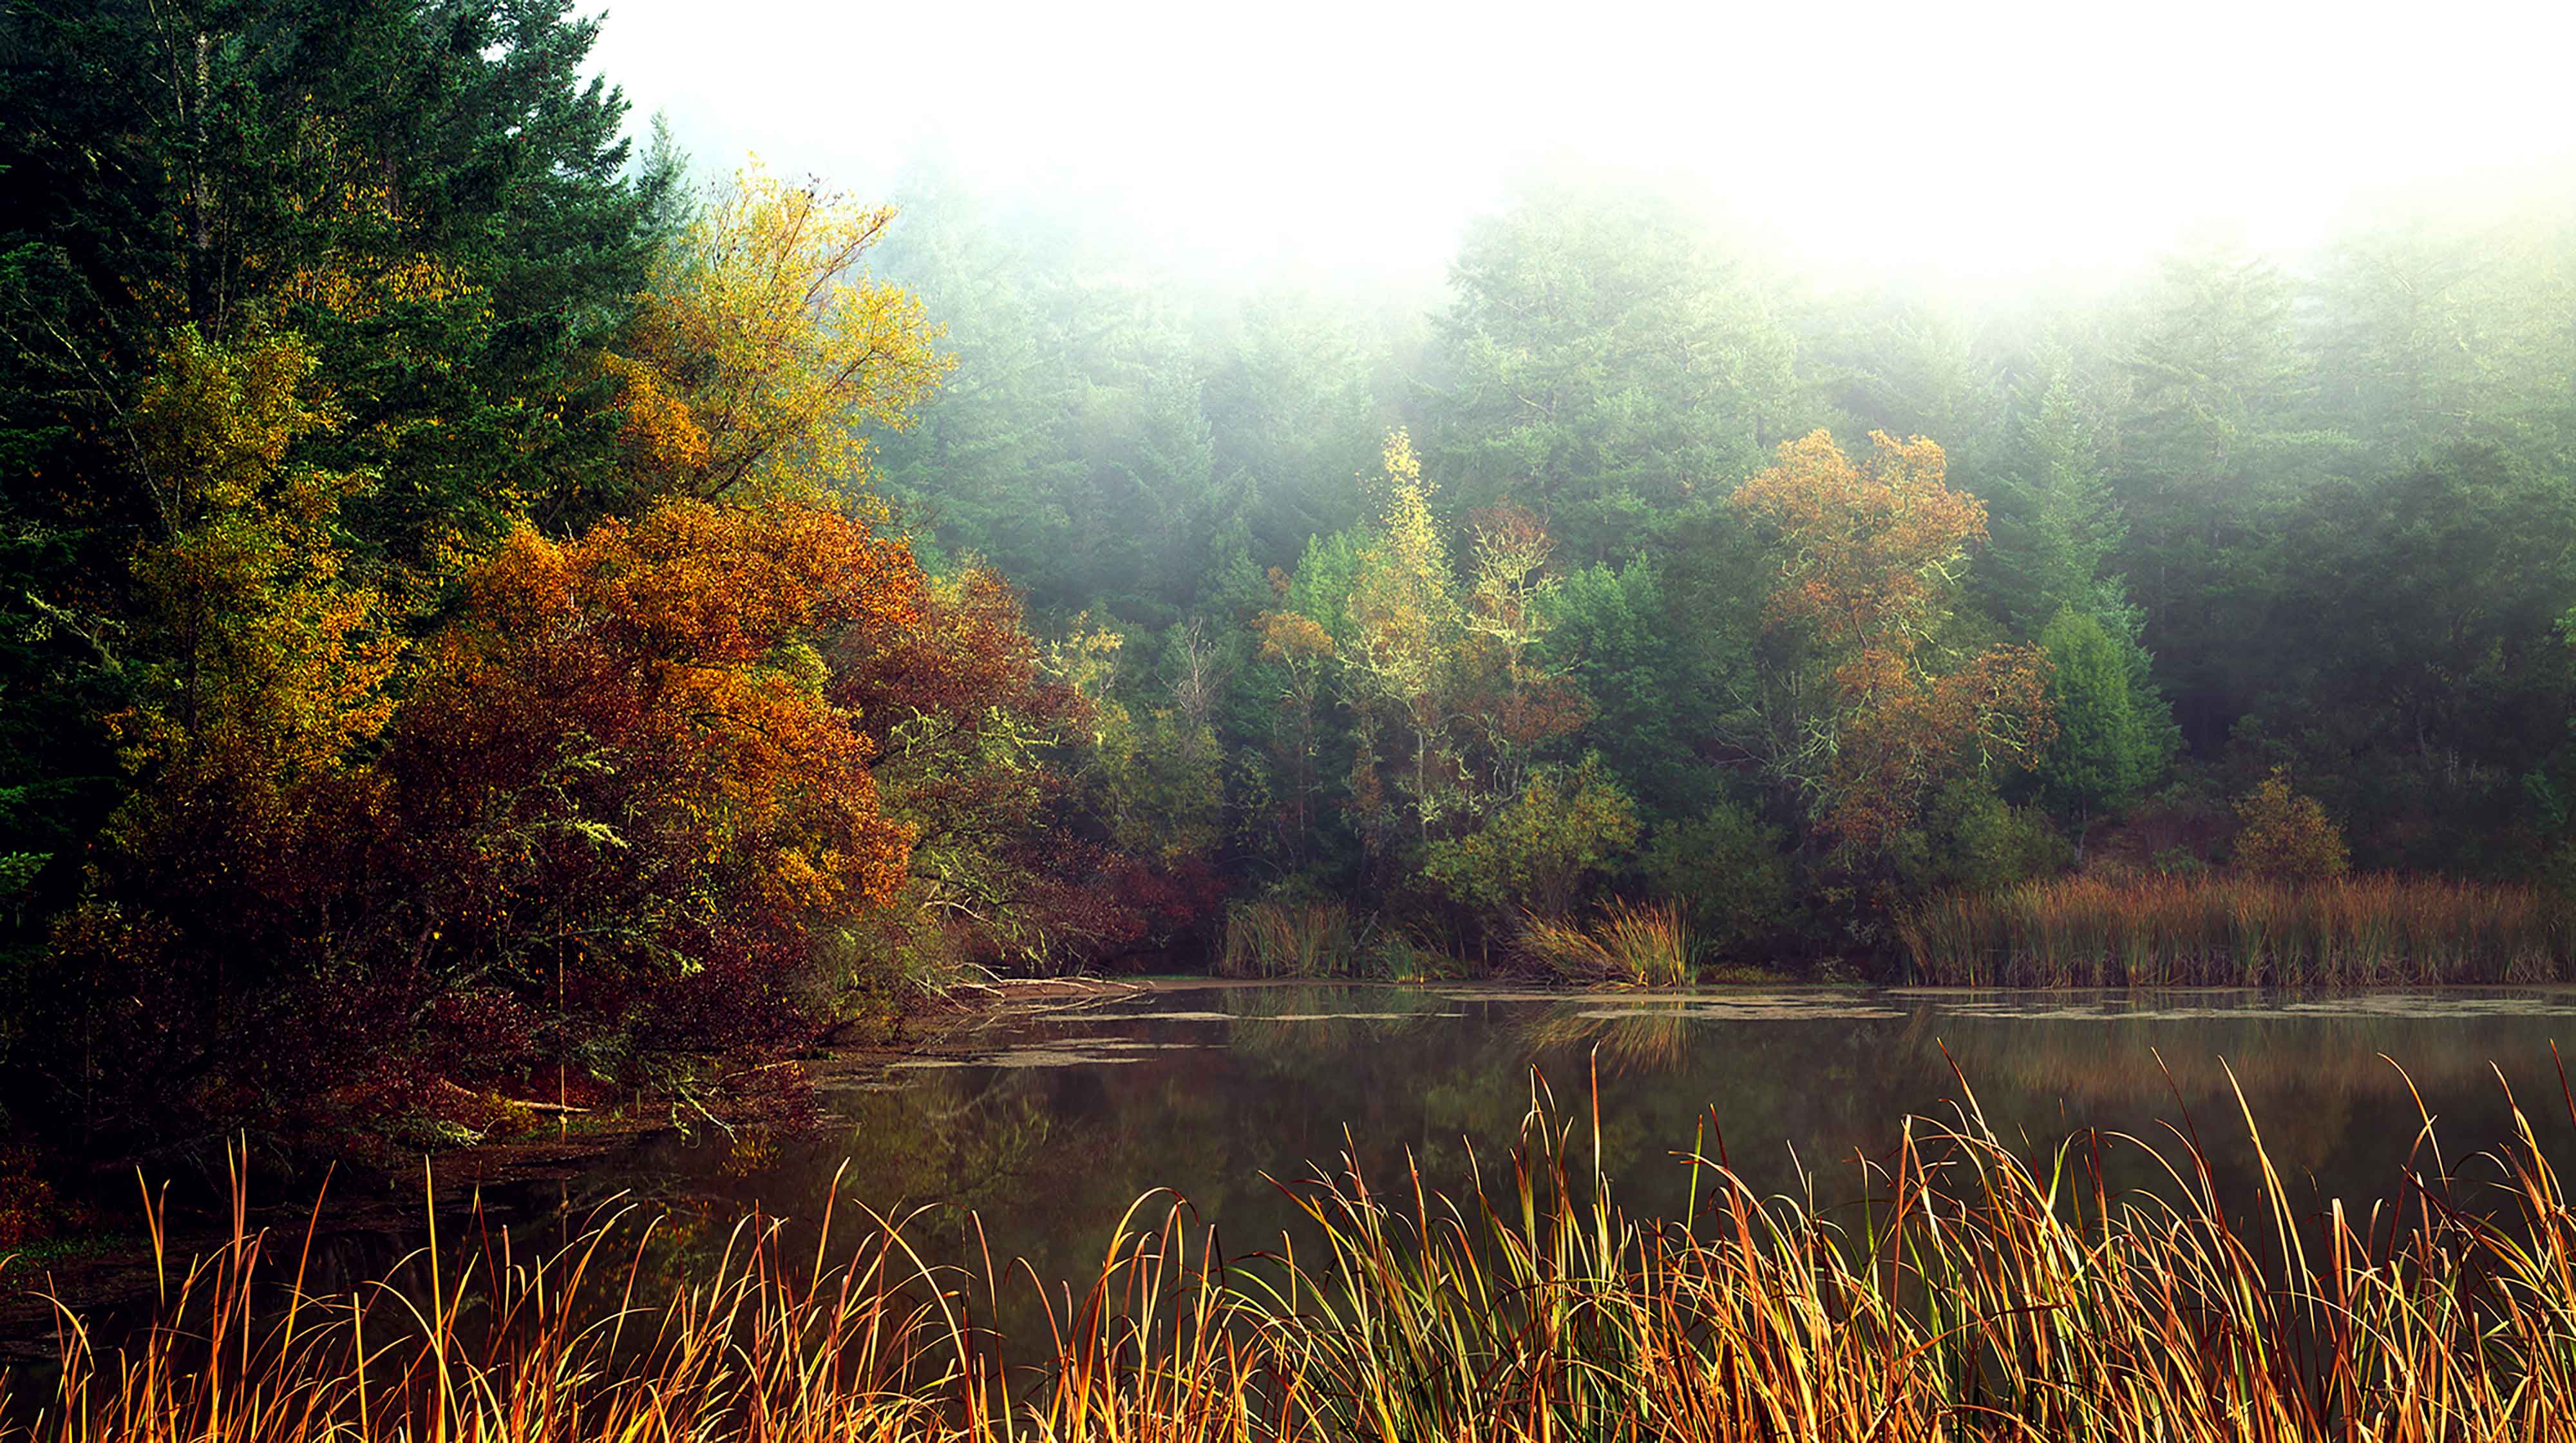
[4,0,2575,1181]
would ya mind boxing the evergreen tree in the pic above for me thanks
[1426,171,1800,560]
[1985,354,2123,635]
[2111,241,2337,747]
[2035,608,2154,854]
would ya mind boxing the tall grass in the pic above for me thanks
[28,1074,2576,1439]
[1901,872,2572,986]
[1213,898,1363,978]
[1518,900,1696,986]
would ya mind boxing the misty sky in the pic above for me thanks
[584,0,2575,283]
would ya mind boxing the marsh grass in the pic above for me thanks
[23,1069,2576,1440]
[1901,872,2571,986]
[1518,900,1696,986]
[1214,899,1363,978]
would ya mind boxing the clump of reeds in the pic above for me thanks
[28,1074,2576,1440]
[1900,871,2571,986]
[1214,897,1363,977]
[1518,899,1694,986]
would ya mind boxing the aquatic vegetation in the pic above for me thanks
[1900,872,2570,985]
[28,1080,2576,1440]
[1518,899,1696,986]
[1214,897,1365,977]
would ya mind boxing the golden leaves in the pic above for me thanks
[122,326,399,786]
[1733,428,1986,659]
[1734,429,2051,854]
[413,498,931,923]
[605,158,954,504]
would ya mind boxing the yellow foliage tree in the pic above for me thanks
[120,325,399,791]
[1344,429,1466,839]
[605,159,952,504]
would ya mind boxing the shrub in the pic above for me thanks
[1889,778,2069,897]
[1424,757,1638,919]
[2232,767,2349,881]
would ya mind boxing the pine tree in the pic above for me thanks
[2035,608,2154,856]
[1987,355,2123,635]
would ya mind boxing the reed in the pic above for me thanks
[1517,899,1696,986]
[1213,898,1363,977]
[1900,872,2571,986]
[22,1075,2576,1440]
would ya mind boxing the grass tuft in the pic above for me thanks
[1215,897,1363,977]
[1517,899,1696,986]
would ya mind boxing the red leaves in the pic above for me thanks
[829,564,1077,739]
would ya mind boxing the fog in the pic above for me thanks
[586,0,2575,285]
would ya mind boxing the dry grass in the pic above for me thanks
[1518,900,1696,986]
[1900,872,2571,986]
[23,1073,2576,1440]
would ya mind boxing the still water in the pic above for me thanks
[553,982,2576,1303]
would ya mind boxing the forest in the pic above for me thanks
[4,0,2576,1187]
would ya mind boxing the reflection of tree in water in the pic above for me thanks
[565,985,2576,1332]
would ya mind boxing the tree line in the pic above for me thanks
[3,0,2573,1167]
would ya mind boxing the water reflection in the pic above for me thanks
[550,984,2576,1341]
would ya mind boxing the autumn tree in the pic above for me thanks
[607,160,951,506]
[32,327,404,1149]
[383,499,926,1067]
[0,0,672,997]
[1251,602,1336,866]
[1730,430,2054,857]
[1341,430,1468,848]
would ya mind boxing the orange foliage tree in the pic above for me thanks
[1732,430,2054,854]
[381,498,927,1059]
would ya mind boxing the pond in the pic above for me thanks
[524,982,2576,1318]
[24,981,2576,1373]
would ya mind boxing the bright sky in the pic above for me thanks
[583,0,2576,285]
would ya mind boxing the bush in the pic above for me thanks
[2232,767,2349,881]
[1889,778,2069,897]
[1424,757,1638,919]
